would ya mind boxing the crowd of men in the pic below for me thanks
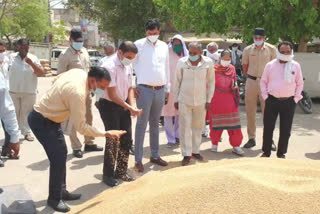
[0,19,304,212]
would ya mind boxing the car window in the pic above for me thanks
[89,51,100,57]
[53,51,62,58]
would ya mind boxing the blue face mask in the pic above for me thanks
[189,55,200,62]
[91,88,105,95]
[72,42,83,51]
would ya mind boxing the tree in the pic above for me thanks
[155,0,320,52]
[0,0,50,47]
[50,21,68,44]
[67,0,171,42]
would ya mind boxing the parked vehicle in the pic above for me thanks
[298,78,313,114]
[237,74,246,105]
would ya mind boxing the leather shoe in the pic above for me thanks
[192,153,204,161]
[150,157,168,166]
[0,158,4,167]
[47,200,70,213]
[0,188,3,194]
[277,154,286,159]
[1,146,8,157]
[260,153,270,158]
[84,144,103,152]
[73,150,83,158]
[129,144,134,155]
[24,134,34,142]
[243,139,256,148]
[115,173,135,182]
[271,141,277,151]
[135,162,144,173]
[103,176,119,187]
[182,156,191,166]
[62,190,81,201]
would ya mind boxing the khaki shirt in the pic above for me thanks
[242,42,276,77]
[173,56,215,106]
[57,47,91,74]
[34,69,105,137]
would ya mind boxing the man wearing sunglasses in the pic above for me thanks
[242,28,277,150]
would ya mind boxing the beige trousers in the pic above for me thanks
[245,78,265,140]
[69,94,95,150]
[9,92,36,136]
[179,103,206,157]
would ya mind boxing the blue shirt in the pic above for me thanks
[0,72,19,143]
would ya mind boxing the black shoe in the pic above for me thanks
[277,154,286,159]
[192,153,204,161]
[0,158,4,167]
[182,156,191,166]
[260,153,270,158]
[129,145,134,155]
[271,141,277,151]
[84,144,103,152]
[103,176,119,187]
[0,188,3,194]
[115,173,135,182]
[73,150,83,158]
[1,147,8,157]
[175,138,180,145]
[243,139,256,148]
[62,190,81,201]
[47,200,70,213]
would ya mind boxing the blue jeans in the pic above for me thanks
[134,85,165,163]
[28,110,67,201]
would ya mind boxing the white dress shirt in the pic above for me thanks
[173,56,215,106]
[0,73,20,143]
[98,54,115,67]
[133,38,170,92]
[0,52,10,88]
[9,53,41,94]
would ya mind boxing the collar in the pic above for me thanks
[145,37,159,47]
[254,42,266,50]
[186,56,204,67]
[114,54,123,67]
[70,46,83,54]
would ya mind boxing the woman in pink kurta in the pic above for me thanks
[162,34,188,147]
[209,50,244,155]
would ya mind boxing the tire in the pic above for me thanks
[298,91,312,114]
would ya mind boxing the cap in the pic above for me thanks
[254,28,265,37]
[70,28,83,41]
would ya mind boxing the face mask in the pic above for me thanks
[189,55,200,62]
[254,39,264,46]
[121,57,134,66]
[220,60,231,67]
[232,47,238,51]
[72,42,84,51]
[91,88,105,96]
[207,52,219,61]
[147,35,159,43]
[277,51,294,62]
[173,45,182,53]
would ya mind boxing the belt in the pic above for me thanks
[270,95,293,101]
[140,84,164,90]
[247,74,260,81]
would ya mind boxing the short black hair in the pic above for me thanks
[118,41,138,54]
[145,19,160,31]
[16,38,29,46]
[278,41,293,51]
[221,49,231,58]
[88,67,111,81]
[0,40,6,46]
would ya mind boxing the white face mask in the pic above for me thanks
[121,57,134,66]
[220,59,231,67]
[277,50,294,62]
[254,39,264,46]
[207,52,220,61]
[147,35,159,43]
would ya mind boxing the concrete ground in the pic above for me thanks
[0,76,320,214]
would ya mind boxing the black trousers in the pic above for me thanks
[98,99,132,177]
[1,120,10,155]
[28,110,67,201]
[262,95,296,157]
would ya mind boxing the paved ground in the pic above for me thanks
[1,76,320,213]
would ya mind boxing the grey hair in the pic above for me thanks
[104,42,115,49]
[188,41,202,51]
[207,42,218,49]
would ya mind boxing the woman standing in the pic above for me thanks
[209,50,244,155]
[162,34,188,147]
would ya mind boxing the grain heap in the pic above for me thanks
[40,59,52,77]
[71,158,320,214]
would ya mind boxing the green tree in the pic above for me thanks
[67,0,171,41]
[155,0,320,52]
[0,0,49,47]
[50,21,67,44]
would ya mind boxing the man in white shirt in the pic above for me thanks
[98,42,116,67]
[133,19,170,172]
[8,39,44,142]
[0,72,20,167]
[205,42,220,64]
[173,42,215,166]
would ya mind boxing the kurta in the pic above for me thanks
[162,47,180,117]
[210,65,241,130]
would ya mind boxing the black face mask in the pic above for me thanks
[19,50,28,59]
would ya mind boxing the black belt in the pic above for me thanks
[269,95,293,101]
[140,84,164,90]
[247,74,259,80]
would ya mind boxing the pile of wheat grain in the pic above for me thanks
[71,158,320,214]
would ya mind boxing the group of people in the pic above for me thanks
[0,18,304,212]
